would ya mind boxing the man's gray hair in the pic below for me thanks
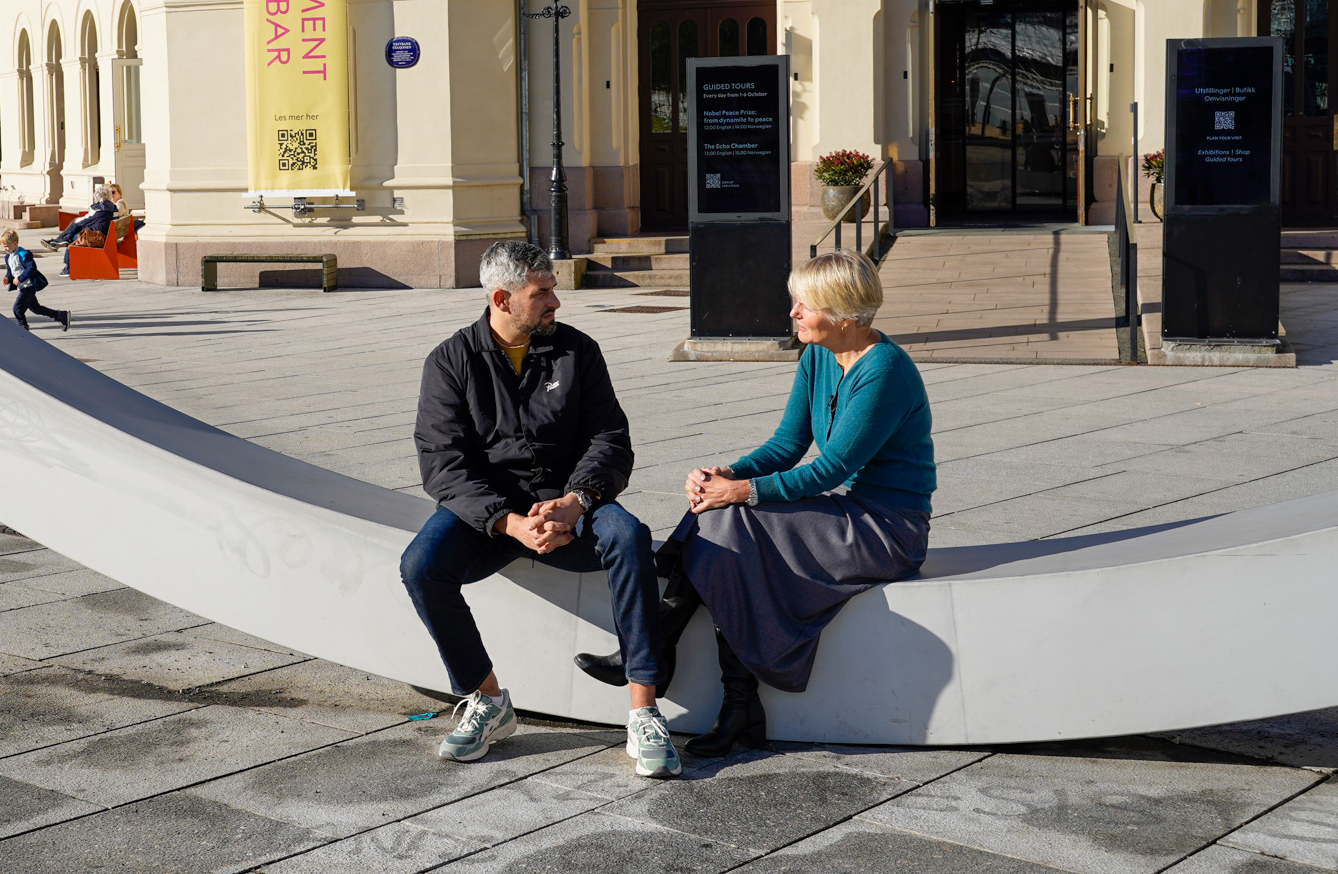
[93,185,111,202]
[479,240,553,295]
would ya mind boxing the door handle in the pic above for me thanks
[115,125,121,153]
[1067,93,1079,131]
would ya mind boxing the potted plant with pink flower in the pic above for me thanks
[814,150,875,223]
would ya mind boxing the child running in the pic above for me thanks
[3,230,70,332]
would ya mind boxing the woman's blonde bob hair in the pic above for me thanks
[788,250,883,328]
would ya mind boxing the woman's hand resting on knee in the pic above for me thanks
[684,466,750,514]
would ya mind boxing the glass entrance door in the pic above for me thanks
[937,0,1079,219]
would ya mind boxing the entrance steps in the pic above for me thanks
[582,235,689,288]
[1281,230,1338,282]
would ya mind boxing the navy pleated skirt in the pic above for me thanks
[661,491,930,694]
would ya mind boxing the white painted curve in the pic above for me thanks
[1,320,1335,744]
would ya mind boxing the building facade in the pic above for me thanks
[0,0,1328,288]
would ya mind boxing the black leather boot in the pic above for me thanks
[684,627,767,758]
[573,563,701,697]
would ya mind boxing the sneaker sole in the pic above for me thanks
[439,714,517,762]
[635,759,683,778]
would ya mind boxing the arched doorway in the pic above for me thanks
[81,12,100,166]
[638,1,777,230]
[46,21,66,199]
[113,2,144,208]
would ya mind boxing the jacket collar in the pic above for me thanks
[466,307,558,355]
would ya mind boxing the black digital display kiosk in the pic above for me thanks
[678,55,794,359]
[1163,38,1283,345]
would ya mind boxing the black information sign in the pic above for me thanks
[385,37,420,69]
[1163,38,1283,344]
[1171,45,1275,207]
[688,56,790,222]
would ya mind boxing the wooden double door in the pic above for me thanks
[1262,0,1338,224]
[638,0,777,230]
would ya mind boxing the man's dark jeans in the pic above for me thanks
[400,502,664,696]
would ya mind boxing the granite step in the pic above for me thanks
[582,268,690,288]
[1280,263,1338,282]
[589,236,689,255]
[1280,230,1338,249]
[585,253,690,271]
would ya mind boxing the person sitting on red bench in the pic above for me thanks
[46,186,116,277]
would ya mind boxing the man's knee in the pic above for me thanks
[593,504,652,557]
[400,509,471,591]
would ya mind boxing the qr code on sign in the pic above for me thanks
[1215,111,1235,131]
[706,173,722,189]
[277,129,318,172]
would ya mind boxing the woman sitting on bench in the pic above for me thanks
[53,186,117,277]
[575,250,937,755]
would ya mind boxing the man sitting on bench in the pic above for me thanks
[43,186,116,277]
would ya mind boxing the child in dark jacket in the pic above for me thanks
[3,230,70,332]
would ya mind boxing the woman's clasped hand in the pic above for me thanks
[684,466,747,513]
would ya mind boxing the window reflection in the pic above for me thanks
[1271,0,1296,116]
[650,21,671,133]
[1304,0,1328,116]
[719,18,739,57]
[677,20,698,132]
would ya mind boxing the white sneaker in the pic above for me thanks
[438,690,516,762]
[627,706,682,778]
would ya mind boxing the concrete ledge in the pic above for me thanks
[1,320,1336,744]
[670,336,803,362]
[552,257,587,291]
[1150,337,1297,368]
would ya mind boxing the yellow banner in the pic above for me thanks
[244,0,351,195]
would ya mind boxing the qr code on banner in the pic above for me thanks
[706,173,722,189]
[277,129,318,172]
[1215,111,1236,131]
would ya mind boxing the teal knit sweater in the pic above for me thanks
[728,335,936,513]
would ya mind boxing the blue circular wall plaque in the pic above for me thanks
[385,37,420,69]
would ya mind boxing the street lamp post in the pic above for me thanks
[525,3,572,261]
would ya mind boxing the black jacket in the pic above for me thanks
[414,309,634,535]
[74,201,117,236]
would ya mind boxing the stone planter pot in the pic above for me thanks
[1150,182,1164,220]
[820,185,871,223]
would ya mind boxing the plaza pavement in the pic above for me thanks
[2,240,1338,872]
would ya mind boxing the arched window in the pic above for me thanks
[746,17,768,55]
[46,22,65,169]
[718,18,739,56]
[17,30,34,165]
[81,13,100,165]
[117,2,141,145]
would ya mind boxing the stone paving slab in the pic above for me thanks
[0,652,41,677]
[1222,777,1338,870]
[49,630,309,691]
[0,705,355,807]
[600,748,919,854]
[257,822,478,873]
[430,808,757,874]
[0,549,86,584]
[0,581,68,612]
[730,818,1072,873]
[188,721,615,839]
[405,780,610,849]
[198,658,448,735]
[0,588,208,660]
[1164,844,1326,874]
[0,774,103,840]
[0,790,327,874]
[0,665,198,758]
[861,751,1321,874]
[18,567,128,597]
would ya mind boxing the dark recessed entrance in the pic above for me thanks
[935,0,1080,221]
[1261,0,1337,225]
[637,0,776,231]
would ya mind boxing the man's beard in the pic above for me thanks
[513,314,557,336]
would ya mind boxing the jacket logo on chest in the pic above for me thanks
[545,379,561,392]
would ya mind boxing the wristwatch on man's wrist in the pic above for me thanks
[571,488,596,513]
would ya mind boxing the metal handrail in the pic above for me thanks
[808,158,895,262]
[1115,160,1140,364]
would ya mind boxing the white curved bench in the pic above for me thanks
[1,319,1335,745]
